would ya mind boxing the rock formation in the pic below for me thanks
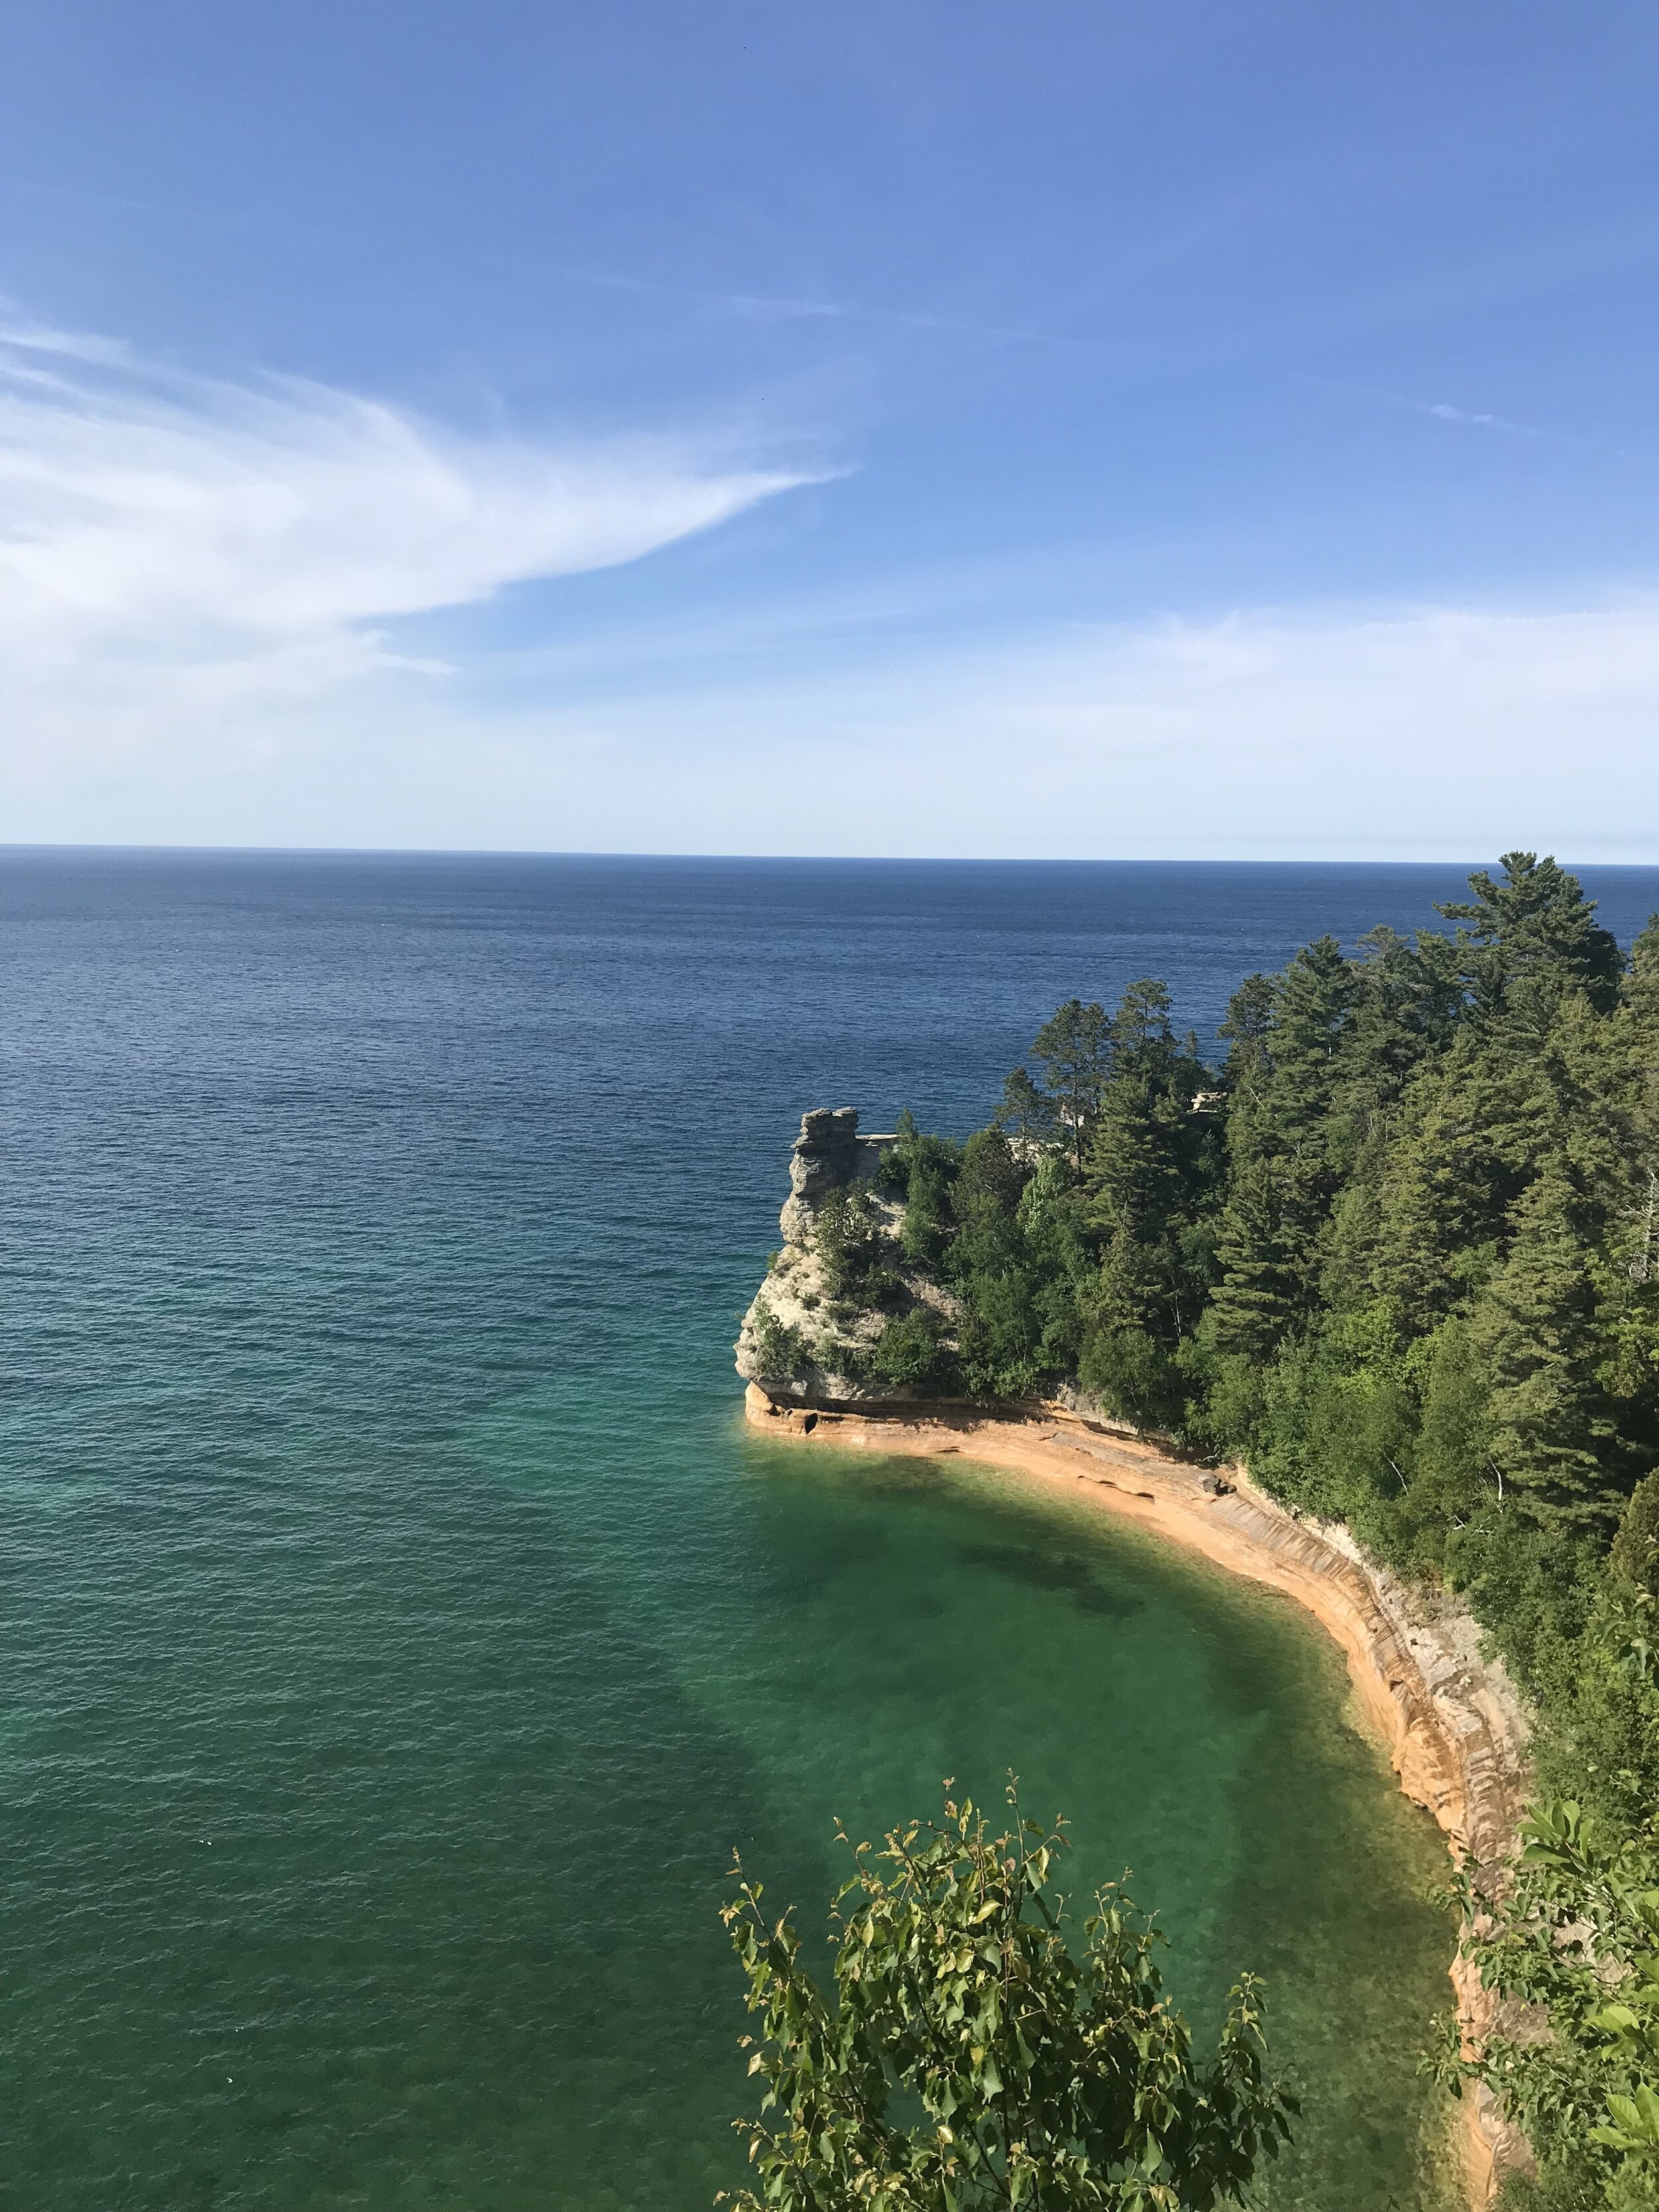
[778,1107,878,1242]
[734,1107,940,1403]
[736,1108,1534,2203]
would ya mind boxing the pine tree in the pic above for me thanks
[1438,849,1624,1024]
[1332,925,1463,1145]
[1206,941,1356,1354]
[1082,980,1212,1345]
[1110,976,1179,1076]
[1364,1041,1550,1333]
[993,1065,1058,1145]
[1208,1153,1299,1359]
[1084,1076,1182,1239]
[1628,913,1659,1027]
[1474,1161,1617,1530]
[1030,997,1112,1175]
[1269,936,1358,1136]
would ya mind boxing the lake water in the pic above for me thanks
[5,851,1656,2211]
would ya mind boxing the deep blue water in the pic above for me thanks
[3,851,1655,2212]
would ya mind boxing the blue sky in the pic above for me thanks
[2,1,1657,856]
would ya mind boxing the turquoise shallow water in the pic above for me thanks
[7,853,1658,2210]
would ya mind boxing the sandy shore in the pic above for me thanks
[744,1382,1533,2204]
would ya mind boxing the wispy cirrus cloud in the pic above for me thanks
[1303,370,1659,465]
[4,325,1657,860]
[1423,399,1543,437]
[0,321,806,702]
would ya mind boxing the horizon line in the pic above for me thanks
[3,842,1654,871]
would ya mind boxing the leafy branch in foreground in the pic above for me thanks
[719,1785,1295,2212]
[1441,1798,1659,2210]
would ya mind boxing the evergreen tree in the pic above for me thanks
[1082,980,1214,1355]
[1628,913,1659,1027]
[1110,977,1180,1077]
[1031,997,1112,1175]
[1267,936,1358,1140]
[1216,971,1277,1078]
[1017,1150,1096,1379]
[1363,1039,1550,1335]
[949,1130,1052,1396]
[1611,1468,1659,1595]
[1206,1154,1298,1361]
[1438,849,1624,1023]
[1329,924,1464,1159]
[1206,941,1356,1355]
[1474,1160,1617,1530]
[995,1064,1059,1145]
[820,855,1659,2207]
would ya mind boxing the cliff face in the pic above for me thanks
[743,1381,1534,2203]
[736,1109,1534,2203]
[775,1106,886,1240]
[735,1107,955,1404]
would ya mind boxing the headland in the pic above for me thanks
[739,1107,1536,2204]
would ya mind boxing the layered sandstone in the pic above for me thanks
[736,1107,1536,2202]
[734,1108,938,1404]
[740,1388,1534,2201]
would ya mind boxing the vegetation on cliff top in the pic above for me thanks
[750,854,1659,2209]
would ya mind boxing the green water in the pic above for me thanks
[0,852,1475,2207]
[672,1425,1461,2212]
[3,1380,1461,2211]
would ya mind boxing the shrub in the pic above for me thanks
[871,1308,954,1393]
[750,1299,808,1381]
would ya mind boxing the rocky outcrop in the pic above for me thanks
[736,1108,1538,2202]
[778,1107,868,1241]
[741,1375,1535,2203]
[735,1108,944,1404]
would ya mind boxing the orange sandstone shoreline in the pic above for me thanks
[744,1381,1533,2206]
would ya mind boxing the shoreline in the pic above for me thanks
[743,1382,1533,2205]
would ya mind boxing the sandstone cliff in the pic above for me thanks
[736,1108,1536,2203]
[734,1106,958,1404]
[743,1380,1534,2201]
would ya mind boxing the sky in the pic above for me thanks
[1,1,1657,859]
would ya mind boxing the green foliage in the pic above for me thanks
[1615,1475,1659,1597]
[997,1066,1060,1145]
[889,1123,964,1269]
[1081,980,1218,1361]
[1446,1801,1659,2209]
[784,854,1659,2197]
[1208,938,1357,1357]
[752,1297,810,1382]
[721,1787,1295,2212]
[1205,1155,1297,1363]
[1438,851,1624,1025]
[940,1131,1097,1400]
[818,1185,905,1310]
[872,1308,956,1394]
[1476,1163,1615,1530]
[848,853,1653,1494]
[1077,1325,1182,1434]
[1031,998,1112,1175]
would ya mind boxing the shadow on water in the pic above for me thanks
[1,851,1556,2212]
[957,1540,1146,1619]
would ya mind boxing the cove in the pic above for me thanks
[710,1426,1466,2212]
[2,852,1593,2209]
[0,1368,1463,2210]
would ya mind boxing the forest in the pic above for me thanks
[757,855,1659,2210]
